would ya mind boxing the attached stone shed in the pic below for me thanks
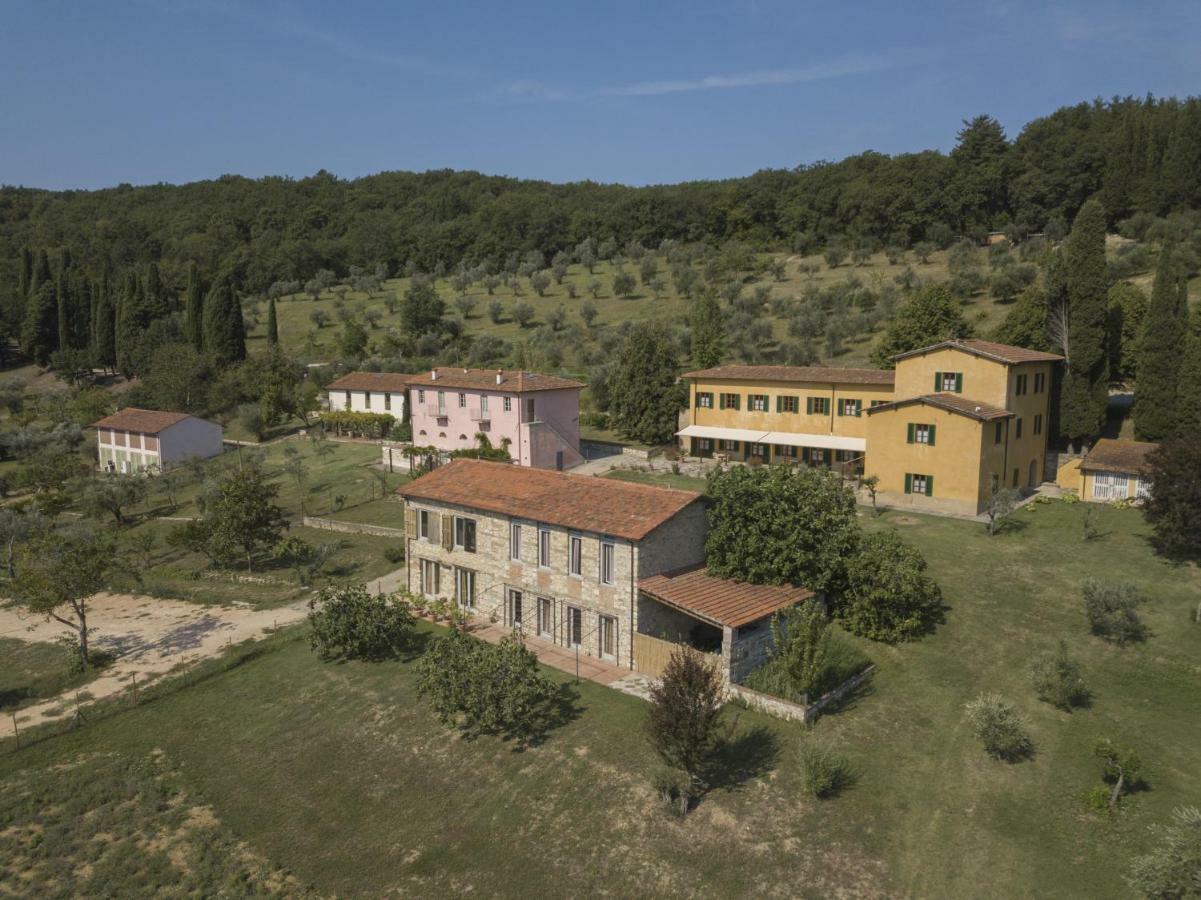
[637,565,816,683]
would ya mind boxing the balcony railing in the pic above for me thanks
[469,408,490,422]
[425,404,448,418]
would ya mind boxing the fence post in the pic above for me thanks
[10,713,17,750]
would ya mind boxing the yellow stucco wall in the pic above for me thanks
[894,347,1012,407]
[686,378,895,439]
[864,403,1007,513]
[1080,469,1147,502]
[1056,457,1083,493]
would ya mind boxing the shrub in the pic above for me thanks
[1094,737,1143,811]
[840,531,943,642]
[964,692,1032,761]
[1028,640,1088,710]
[652,766,692,818]
[1128,806,1201,897]
[308,584,415,661]
[415,630,562,745]
[743,623,870,703]
[798,743,855,798]
[384,545,405,564]
[1083,579,1147,644]
[645,647,724,791]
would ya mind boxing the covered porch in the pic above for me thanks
[635,565,816,683]
[676,425,866,477]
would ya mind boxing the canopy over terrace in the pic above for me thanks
[636,565,816,681]
[676,424,866,471]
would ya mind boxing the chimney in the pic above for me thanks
[496,370,503,385]
[430,368,438,381]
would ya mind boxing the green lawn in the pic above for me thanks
[604,468,709,493]
[0,638,109,713]
[2,502,1198,896]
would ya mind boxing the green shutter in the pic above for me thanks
[806,396,813,414]
[928,424,936,446]
[955,373,963,392]
[904,473,913,494]
[907,423,915,444]
[775,395,781,413]
[934,371,942,392]
[925,475,934,497]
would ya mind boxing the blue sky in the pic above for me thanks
[4,0,1201,190]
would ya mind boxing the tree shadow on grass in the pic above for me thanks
[813,676,876,719]
[704,719,781,794]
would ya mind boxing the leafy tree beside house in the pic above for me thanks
[606,323,686,445]
[1143,438,1201,561]
[171,464,287,572]
[872,283,972,367]
[689,292,725,369]
[840,530,943,642]
[1058,198,1110,446]
[705,465,859,597]
[1133,247,1189,441]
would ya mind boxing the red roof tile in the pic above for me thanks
[397,459,703,541]
[682,364,894,385]
[402,368,584,393]
[639,565,815,628]
[893,338,1063,365]
[1081,439,1158,474]
[865,393,1013,422]
[91,408,195,434]
[326,372,412,392]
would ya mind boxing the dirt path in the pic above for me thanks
[0,593,309,739]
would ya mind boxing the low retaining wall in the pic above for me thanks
[728,665,876,725]
[300,516,406,538]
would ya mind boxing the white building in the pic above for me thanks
[93,408,224,473]
[324,372,407,417]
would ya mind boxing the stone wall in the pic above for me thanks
[301,516,407,538]
[727,664,876,724]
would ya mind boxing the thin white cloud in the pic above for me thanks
[599,55,888,97]
[497,53,890,103]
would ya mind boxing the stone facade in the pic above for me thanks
[402,496,708,670]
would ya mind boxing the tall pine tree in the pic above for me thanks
[16,247,32,300]
[20,282,58,366]
[1058,198,1110,446]
[55,252,72,354]
[1133,247,1188,441]
[202,279,247,366]
[1177,306,1201,437]
[266,297,279,347]
[184,261,205,351]
[115,272,156,376]
[92,268,117,372]
[689,292,724,368]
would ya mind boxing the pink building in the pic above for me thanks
[404,368,585,470]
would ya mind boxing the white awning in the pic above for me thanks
[677,425,770,443]
[761,432,866,452]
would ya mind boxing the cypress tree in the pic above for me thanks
[20,282,58,366]
[1133,248,1188,440]
[1058,198,1110,447]
[266,297,279,347]
[29,249,52,295]
[144,262,168,319]
[73,276,93,350]
[184,261,205,351]
[202,279,247,366]
[1178,307,1201,437]
[92,270,117,371]
[115,272,155,376]
[55,254,72,354]
[16,247,32,300]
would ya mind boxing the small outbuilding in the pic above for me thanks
[93,408,223,473]
[1078,438,1157,502]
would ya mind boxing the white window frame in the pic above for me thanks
[566,605,583,647]
[437,391,446,415]
[454,566,476,608]
[480,394,489,415]
[458,393,466,408]
[697,392,713,409]
[1135,475,1152,500]
[453,516,476,552]
[538,526,552,568]
[911,473,928,495]
[420,559,440,597]
[600,540,615,585]
[503,396,512,413]
[569,534,583,577]
[537,596,554,638]
[750,394,768,412]
[941,373,959,392]
[509,521,522,562]
[1092,472,1129,500]
[418,389,426,404]
[418,509,431,540]
[914,424,931,444]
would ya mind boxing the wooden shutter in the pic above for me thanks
[719,393,725,410]
[925,475,934,497]
[933,372,942,392]
[404,506,417,539]
[954,373,963,392]
[904,473,913,494]
[806,396,814,414]
[928,424,936,446]
[440,514,453,550]
[775,395,781,413]
[907,423,915,444]
[429,513,441,546]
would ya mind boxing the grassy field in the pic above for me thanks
[1,501,1197,896]
[0,638,111,713]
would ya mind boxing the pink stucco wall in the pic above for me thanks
[408,385,582,468]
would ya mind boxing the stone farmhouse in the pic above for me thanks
[404,368,585,470]
[324,372,407,417]
[679,338,1063,516]
[397,459,815,682]
[92,408,223,473]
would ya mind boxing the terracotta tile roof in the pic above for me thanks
[326,372,412,392]
[681,364,895,386]
[397,459,703,541]
[1081,439,1158,475]
[402,368,584,393]
[91,407,194,434]
[865,392,1013,422]
[639,565,815,628]
[892,338,1063,365]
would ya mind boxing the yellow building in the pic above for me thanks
[678,339,1062,516]
[678,365,896,473]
